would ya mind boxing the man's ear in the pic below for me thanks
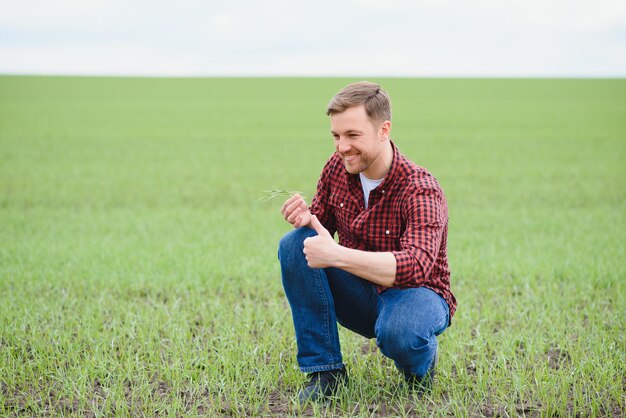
[380,120,391,141]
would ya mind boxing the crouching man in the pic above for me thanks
[278,81,456,404]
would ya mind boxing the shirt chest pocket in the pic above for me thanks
[328,194,360,229]
[366,221,403,252]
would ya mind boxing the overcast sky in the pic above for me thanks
[1,0,625,77]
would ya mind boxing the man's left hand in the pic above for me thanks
[303,215,339,268]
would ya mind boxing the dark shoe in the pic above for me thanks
[403,351,438,392]
[298,367,348,405]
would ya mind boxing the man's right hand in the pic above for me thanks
[280,193,312,228]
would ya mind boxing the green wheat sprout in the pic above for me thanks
[257,188,306,202]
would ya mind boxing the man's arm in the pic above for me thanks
[390,189,447,288]
[304,215,396,287]
[304,186,447,288]
[334,246,396,287]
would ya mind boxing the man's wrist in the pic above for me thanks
[333,244,350,269]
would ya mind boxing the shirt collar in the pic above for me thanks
[375,139,402,192]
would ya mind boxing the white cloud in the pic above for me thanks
[0,0,624,76]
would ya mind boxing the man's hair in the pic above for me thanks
[326,81,392,123]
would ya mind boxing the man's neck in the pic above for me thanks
[362,140,393,180]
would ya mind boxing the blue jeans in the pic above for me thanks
[278,227,450,379]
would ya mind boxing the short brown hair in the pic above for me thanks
[326,81,392,122]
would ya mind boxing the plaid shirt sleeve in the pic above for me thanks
[391,186,448,287]
[309,158,337,237]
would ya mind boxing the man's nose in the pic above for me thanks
[337,138,350,154]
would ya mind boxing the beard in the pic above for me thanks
[342,151,375,175]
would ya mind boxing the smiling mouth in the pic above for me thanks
[344,154,359,162]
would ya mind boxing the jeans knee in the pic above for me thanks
[376,323,433,367]
[278,227,316,264]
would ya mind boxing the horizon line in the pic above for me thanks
[1,73,625,80]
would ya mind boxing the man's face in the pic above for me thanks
[330,105,389,177]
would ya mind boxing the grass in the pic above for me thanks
[0,76,624,417]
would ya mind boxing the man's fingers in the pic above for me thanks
[280,193,301,216]
[283,197,307,220]
[285,199,304,217]
[286,206,302,224]
[293,213,304,228]
[303,238,320,268]
[310,215,331,237]
[294,210,312,228]
[310,214,323,232]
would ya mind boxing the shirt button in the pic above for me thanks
[382,190,385,193]
[385,230,390,235]
[340,203,344,208]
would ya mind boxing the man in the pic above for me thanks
[278,81,456,404]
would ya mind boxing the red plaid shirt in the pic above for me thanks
[310,141,456,319]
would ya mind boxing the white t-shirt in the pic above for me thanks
[359,172,384,209]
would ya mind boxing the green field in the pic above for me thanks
[0,76,624,417]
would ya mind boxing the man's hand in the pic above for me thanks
[303,215,339,268]
[280,193,312,228]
